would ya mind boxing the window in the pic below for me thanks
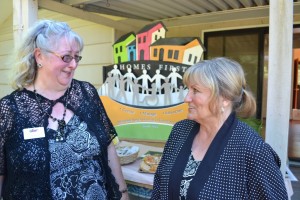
[204,28,268,118]
[168,50,173,58]
[193,56,198,64]
[174,50,179,59]
[154,49,158,57]
[188,54,192,62]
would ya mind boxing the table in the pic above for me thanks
[118,141,294,199]
[118,141,163,198]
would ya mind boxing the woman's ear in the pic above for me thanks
[222,97,231,109]
[34,48,43,64]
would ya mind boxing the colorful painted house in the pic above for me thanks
[113,32,136,64]
[182,38,206,65]
[150,37,205,65]
[127,40,136,62]
[136,21,167,61]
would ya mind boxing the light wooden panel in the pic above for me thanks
[80,43,113,64]
[0,32,13,42]
[0,69,12,84]
[0,15,13,98]
[0,54,13,69]
[0,17,13,41]
[76,25,114,45]
[74,64,108,86]
[0,85,13,98]
[0,40,14,55]
[0,0,12,25]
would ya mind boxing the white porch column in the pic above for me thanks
[13,0,38,47]
[265,0,293,176]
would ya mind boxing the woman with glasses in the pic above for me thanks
[0,19,128,200]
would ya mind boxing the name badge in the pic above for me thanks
[23,127,45,140]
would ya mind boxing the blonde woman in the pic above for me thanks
[151,57,288,200]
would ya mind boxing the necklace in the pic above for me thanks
[33,84,70,142]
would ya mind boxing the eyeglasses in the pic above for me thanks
[47,51,82,63]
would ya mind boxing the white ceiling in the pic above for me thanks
[39,0,300,31]
[63,0,272,21]
[1,0,300,32]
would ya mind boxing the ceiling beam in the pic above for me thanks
[223,0,241,9]
[254,0,267,6]
[193,0,219,12]
[162,2,300,27]
[239,0,254,7]
[62,0,101,5]
[37,1,300,31]
[82,4,152,21]
[92,0,161,20]
[209,0,230,10]
[38,0,144,32]
[161,5,271,27]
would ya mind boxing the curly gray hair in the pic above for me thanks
[12,19,84,89]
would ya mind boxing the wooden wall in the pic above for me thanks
[0,16,14,98]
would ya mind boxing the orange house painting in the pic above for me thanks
[150,37,205,65]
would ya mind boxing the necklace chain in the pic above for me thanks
[33,84,70,142]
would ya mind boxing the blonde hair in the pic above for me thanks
[11,19,84,89]
[183,57,256,118]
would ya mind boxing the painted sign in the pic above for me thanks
[99,21,205,141]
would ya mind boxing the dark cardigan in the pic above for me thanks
[0,79,121,200]
[151,113,288,200]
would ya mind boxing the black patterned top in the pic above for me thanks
[49,115,107,199]
[151,113,288,200]
[179,153,201,200]
[0,79,121,200]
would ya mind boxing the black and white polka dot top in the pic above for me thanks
[151,113,288,200]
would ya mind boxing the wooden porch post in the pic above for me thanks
[266,0,293,175]
[13,0,38,47]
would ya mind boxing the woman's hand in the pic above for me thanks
[121,191,129,200]
[107,142,128,200]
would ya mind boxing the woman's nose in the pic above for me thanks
[184,91,192,103]
[69,59,78,69]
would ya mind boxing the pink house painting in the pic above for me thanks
[136,21,167,61]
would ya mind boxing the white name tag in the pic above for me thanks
[23,127,45,140]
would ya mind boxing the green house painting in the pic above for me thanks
[113,32,136,64]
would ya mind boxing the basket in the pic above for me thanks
[116,145,139,165]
